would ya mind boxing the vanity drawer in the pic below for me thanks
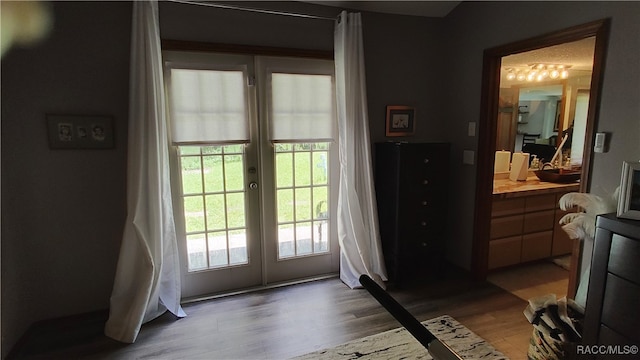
[525,194,557,212]
[521,231,553,262]
[490,214,523,239]
[523,209,555,233]
[492,198,525,217]
[488,236,521,269]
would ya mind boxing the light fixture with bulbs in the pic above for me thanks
[505,63,571,82]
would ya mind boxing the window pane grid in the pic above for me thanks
[180,145,248,271]
[275,142,330,259]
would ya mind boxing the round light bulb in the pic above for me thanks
[550,69,560,79]
[506,72,516,80]
[517,73,526,81]
[561,70,569,79]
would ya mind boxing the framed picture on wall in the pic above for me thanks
[385,106,415,137]
[47,114,114,149]
[617,160,640,220]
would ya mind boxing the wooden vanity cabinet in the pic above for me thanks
[552,191,574,256]
[374,142,450,286]
[489,190,574,269]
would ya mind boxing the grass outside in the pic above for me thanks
[179,143,330,238]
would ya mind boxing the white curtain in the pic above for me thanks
[105,0,186,343]
[334,11,388,289]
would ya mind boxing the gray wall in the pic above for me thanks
[442,1,640,268]
[1,1,443,356]
[2,0,639,357]
[1,1,131,356]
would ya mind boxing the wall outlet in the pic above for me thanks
[463,150,475,165]
[468,122,476,137]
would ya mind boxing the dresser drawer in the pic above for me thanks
[601,273,640,342]
[608,234,640,285]
[599,324,636,345]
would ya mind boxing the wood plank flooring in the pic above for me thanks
[488,258,570,301]
[12,263,568,360]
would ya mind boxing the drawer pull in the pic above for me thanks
[421,242,427,247]
[423,179,429,185]
[422,201,428,206]
[424,158,430,164]
[421,221,427,226]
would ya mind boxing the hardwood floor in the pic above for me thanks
[488,258,570,301]
[11,263,567,360]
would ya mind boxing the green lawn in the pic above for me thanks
[179,144,329,235]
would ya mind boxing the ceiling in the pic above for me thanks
[502,37,596,71]
[301,1,596,90]
[302,1,461,17]
[500,36,596,87]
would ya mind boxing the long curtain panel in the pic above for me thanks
[334,11,388,289]
[105,0,186,343]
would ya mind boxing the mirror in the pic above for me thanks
[496,36,596,169]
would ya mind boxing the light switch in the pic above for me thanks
[468,122,476,137]
[463,150,475,165]
[594,132,607,153]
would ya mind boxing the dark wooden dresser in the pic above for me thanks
[583,213,640,354]
[374,142,450,286]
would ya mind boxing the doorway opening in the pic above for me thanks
[472,19,611,300]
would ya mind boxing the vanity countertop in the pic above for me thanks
[493,176,580,199]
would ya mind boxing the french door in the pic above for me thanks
[164,51,339,298]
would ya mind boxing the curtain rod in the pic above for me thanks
[167,0,339,22]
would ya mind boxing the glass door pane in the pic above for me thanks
[275,143,330,259]
[179,145,249,271]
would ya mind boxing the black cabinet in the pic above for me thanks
[374,142,450,286]
[583,213,640,356]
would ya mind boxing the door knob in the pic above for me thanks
[249,182,258,190]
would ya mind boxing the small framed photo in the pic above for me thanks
[47,114,114,149]
[385,106,415,137]
[617,160,640,220]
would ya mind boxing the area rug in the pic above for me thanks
[291,315,508,359]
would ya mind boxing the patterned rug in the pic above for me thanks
[291,315,508,359]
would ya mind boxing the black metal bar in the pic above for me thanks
[358,275,463,360]
[358,275,435,348]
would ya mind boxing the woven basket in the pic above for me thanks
[527,328,576,360]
